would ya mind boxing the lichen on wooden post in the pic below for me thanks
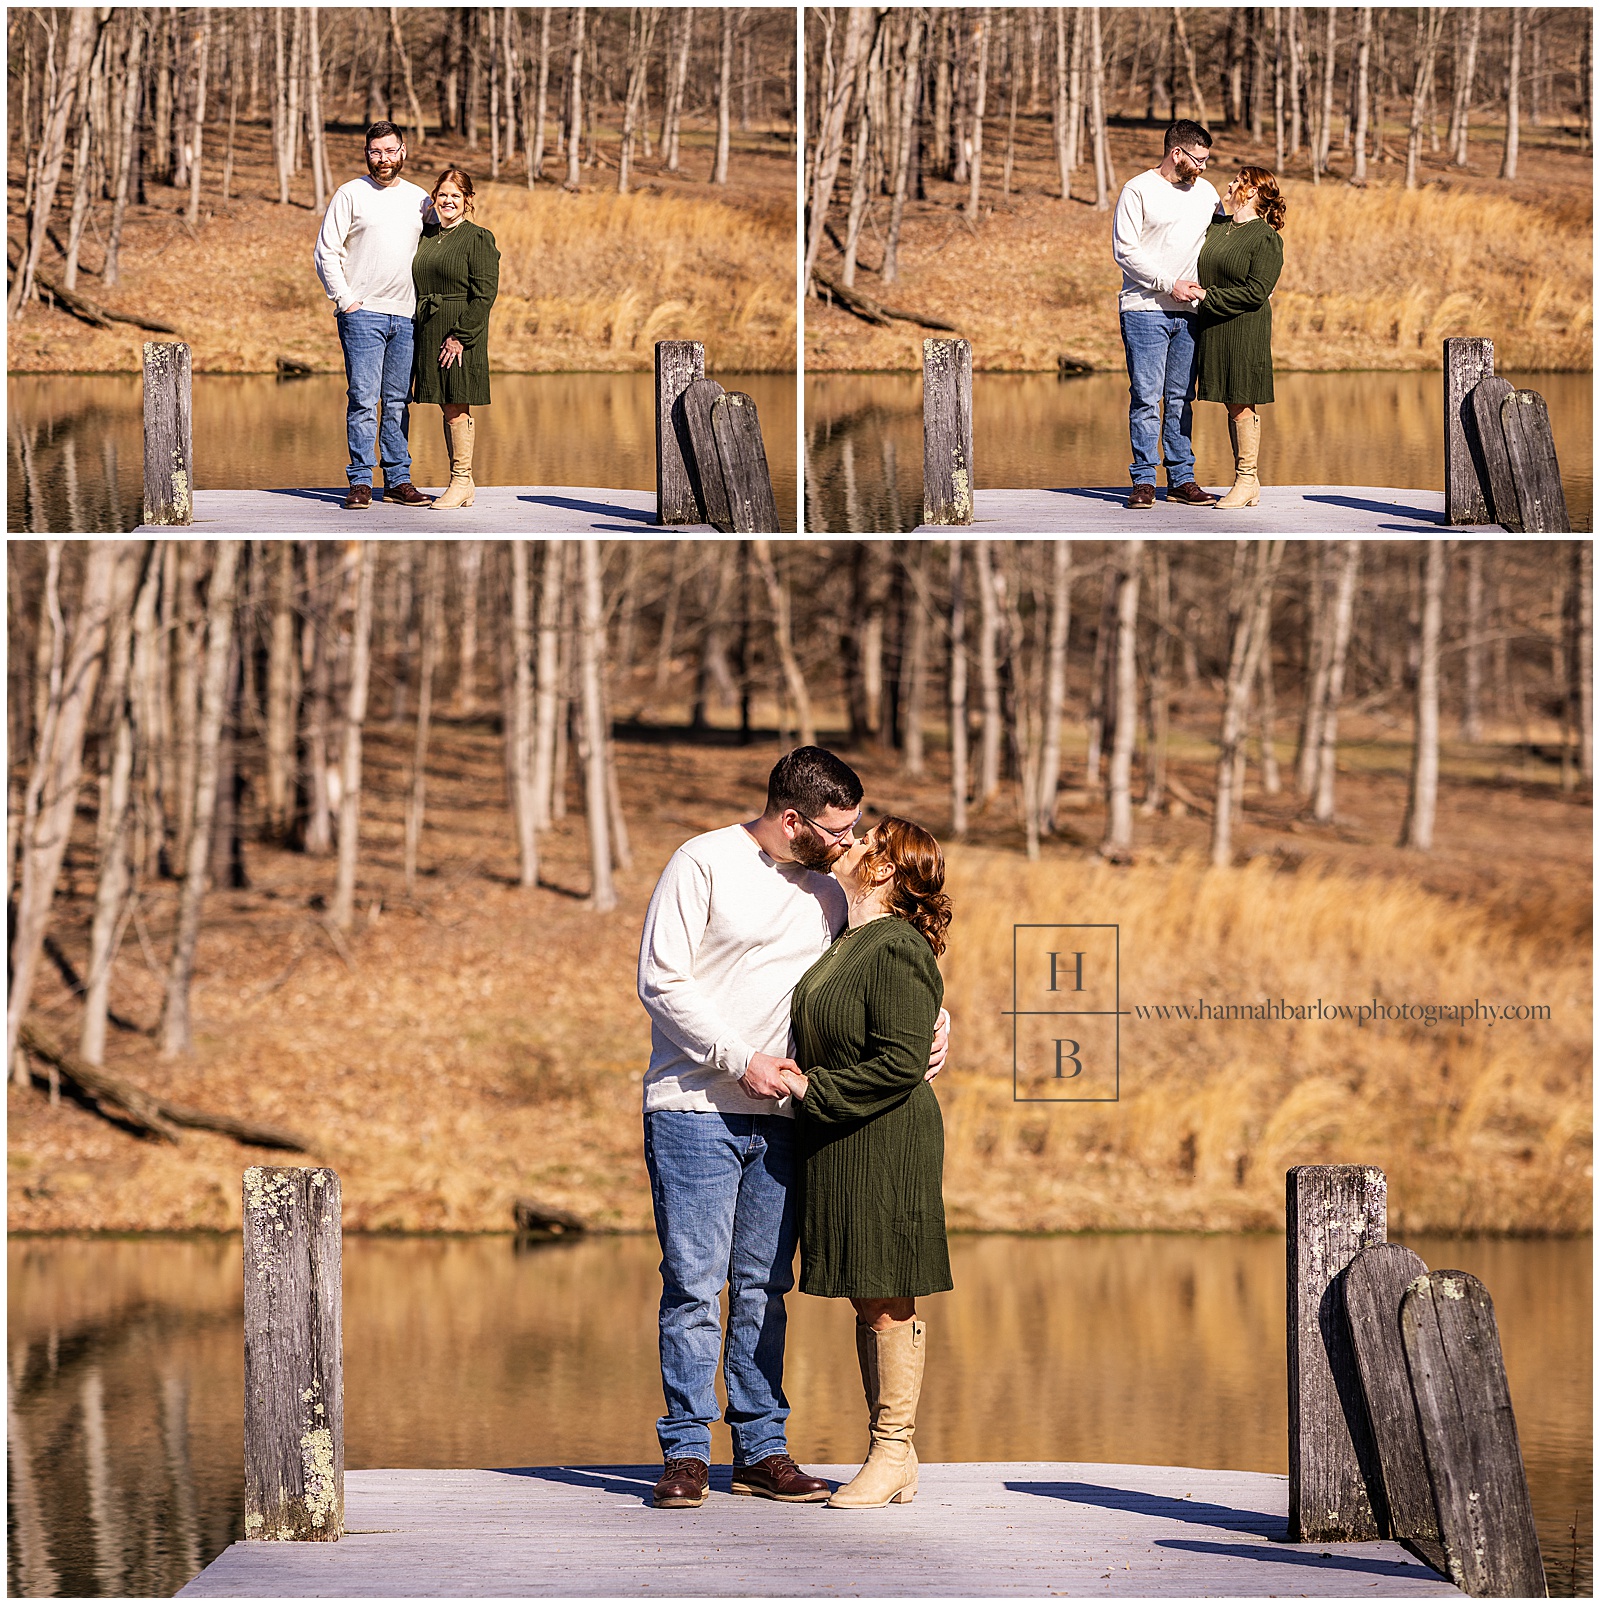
[1443,337,1495,527]
[1286,1164,1388,1542]
[142,340,194,527]
[242,1166,344,1542]
[655,340,705,525]
[922,337,974,526]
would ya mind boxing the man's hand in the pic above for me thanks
[1171,279,1206,304]
[740,1050,800,1100]
[342,300,363,315]
[926,1008,951,1081]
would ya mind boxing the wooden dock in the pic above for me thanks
[135,486,715,534]
[912,486,1516,534]
[179,1461,1458,1598]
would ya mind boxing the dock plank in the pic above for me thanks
[912,487,1534,534]
[179,1462,1459,1598]
[135,487,716,535]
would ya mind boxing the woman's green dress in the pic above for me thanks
[792,916,951,1301]
[411,218,500,407]
[1194,216,1284,406]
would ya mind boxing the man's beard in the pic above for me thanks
[789,829,840,873]
[367,155,403,179]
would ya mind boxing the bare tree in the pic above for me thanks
[967,10,990,222]
[455,541,483,716]
[530,7,553,181]
[618,6,660,193]
[1462,541,1485,740]
[160,541,240,1058]
[948,541,968,838]
[712,7,734,184]
[1352,6,1372,182]
[405,543,443,892]
[974,540,1003,805]
[510,541,539,885]
[1037,539,1071,834]
[1399,540,1446,850]
[1405,7,1445,189]
[565,7,585,189]
[577,541,616,911]
[1311,540,1361,823]
[8,543,117,1076]
[532,541,564,829]
[332,542,375,931]
[804,6,871,290]
[753,540,816,747]
[1089,7,1111,209]
[1101,540,1144,860]
[1499,8,1522,179]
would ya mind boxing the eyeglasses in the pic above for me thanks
[368,145,404,160]
[796,810,862,844]
[1180,148,1212,167]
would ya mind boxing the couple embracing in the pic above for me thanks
[312,120,500,510]
[1113,119,1288,511]
[638,747,953,1511]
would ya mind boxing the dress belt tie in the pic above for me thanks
[415,293,469,322]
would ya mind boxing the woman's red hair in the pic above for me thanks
[858,816,952,956]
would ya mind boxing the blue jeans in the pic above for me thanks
[335,309,413,488]
[643,1109,799,1466]
[1120,308,1198,486]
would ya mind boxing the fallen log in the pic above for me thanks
[810,270,961,333]
[512,1197,588,1236]
[18,1023,313,1152]
[7,236,180,334]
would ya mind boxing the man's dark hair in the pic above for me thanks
[365,120,405,150]
[765,747,863,820]
[1163,120,1213,155]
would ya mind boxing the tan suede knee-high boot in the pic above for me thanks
[434,413,476,509]
[1216,409,1261,509]
[828,1318,925,1508]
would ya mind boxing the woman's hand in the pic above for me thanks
[778,1066,810,1101]
[439,337,465,368]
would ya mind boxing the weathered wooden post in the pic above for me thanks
[1285,1164,1387,1542]
[712,392,780,534]
[923,337,973,526]
[143,340,194,526]
[1499,389,1571,533]
[1443,337,1495,526]
[1468,377,1521,531]
[243,1166,344,1542]
[680,376,732,530]
[1345,1242,1441,1561]
[655,340,704,525]
[1400,1271,1547,1597]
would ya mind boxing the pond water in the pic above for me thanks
[8,1231,1589,1597]
[6,372,799,534]
[805,370,1594,532]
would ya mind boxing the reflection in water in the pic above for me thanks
[7,1233,1589,1596]
[806,370,1595,532]
[7,372,799,534]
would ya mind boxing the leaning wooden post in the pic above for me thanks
[655,340,704,525]
[243,1166,344,1542]
[923,337,974,526]
[1400,1271,1547,1597]
[1443,337,1494,527]
[1286,1164,1387,1542]
[143,340,194,526]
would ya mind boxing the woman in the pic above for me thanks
[778,816,952,1511]
[1194,165,1287,510]
[412,168,499,509]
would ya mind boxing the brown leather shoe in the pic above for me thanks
[1127,483,1155,509]
[385,481,433,507]
[730,1453,831,1503]
[652,1458,709,1509]
[344,484,372,510]
[1168,481,1218,506]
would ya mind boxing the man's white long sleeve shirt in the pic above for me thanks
[1112,168,1220,314]
[637,823,847,1117]
[312,175,429,316]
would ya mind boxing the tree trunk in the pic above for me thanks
[948,541,969,838]
[753,540,816,747]
[1352,6,1372,181]
[272,9,290,203]
[532,7,552,180]
[510,541,539,886]
[1101,541,1143,860]
[577,542,616,911]
[405,544,443,892]
[1211,541,1283,867]
[185,9,210,224]
[1089,7,1111,209]
[64,23,112,291]
[104,17,146,287]
[264,551,299,845]
[1574,543,1593,787]
[1499,9,1521,179]
[712,7,734,183]
[901,543,931,777]
[1311,540,1361,823]
[532,541,564,829]
[1461,541,1484,740]
[331,543,374,931]
[454,541,482,715]
[1405,7,1444,189]
[159,542,239,1057]
[805,7,871,289]
[304,9,328,208]
[172,547,202,871]
[565,7,585,188]
[966,10,989,222]
[1037,539,1071,832]
[1294,543,1332,798]
[840,23,880,289]
[663,7,691,171]
[882,13,923,285]
[9,543,117,1077]
[1257,623,1282,795]
[1317,6,1337,170]
[1399,540,1446,850]
[974,540,1002,804]
[298,543,332,855]
[617,6,659,194]
[1142,542,1171,812]
[1053,9,1072,199]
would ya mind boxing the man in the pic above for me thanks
[313,121,433,511]
[1111,119,1221,511]
[636,747,947,1511]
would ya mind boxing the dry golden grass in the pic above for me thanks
[937,848,1592,1234]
